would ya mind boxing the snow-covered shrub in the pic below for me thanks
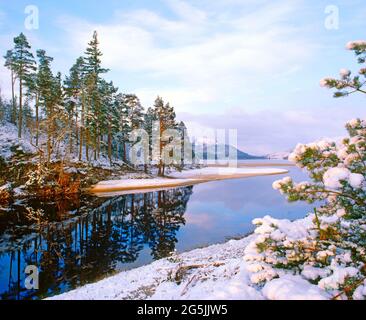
[0,183,12,205]
[24,207,47,225]
[25,162,81,197]
[320,40,366,98]
[25,162,50,189]
[244,119,366,299]
[245,39,366,299]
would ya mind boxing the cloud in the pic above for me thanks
[1,0,363,155]
[180,105,364,155]
[0,32,15,98]
[55,0,315,113]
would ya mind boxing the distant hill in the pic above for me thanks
[266,151,291,160]
[195,144,266,160]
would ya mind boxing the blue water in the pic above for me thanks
[0,164,314,300]
[175,166,311,251]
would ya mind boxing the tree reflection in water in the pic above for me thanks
[0,186,193,300]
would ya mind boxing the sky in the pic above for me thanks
[0,0,365,155]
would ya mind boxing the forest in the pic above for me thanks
[0,31,193,200]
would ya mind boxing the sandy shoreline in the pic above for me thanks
[90,166,289,197]
[209,162,295,167]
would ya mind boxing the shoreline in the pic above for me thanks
[47,214,330,301]
[89,167,289,197]
[209,162,294,167]
[47,233,258,300]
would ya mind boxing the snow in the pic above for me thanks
[318,265,360,291]
[47,215,343,301]
[301,266,331,281]
[90,167,288,196]
[252,215,313,240]
[348,173,364,188]
[266,152,290,160]
[353,280,366,300]
[0,183,11,191]
[64,167,79,174]
[91,178,195,196]
[323,167,364,189]
[346,40,366,50]
[339,68,351,79]
[47,236,263,300]
[319,77,334,88]
[13,185,27,197]
[272,176,292,191]
[262,275,330,300]
[0,122,35,160]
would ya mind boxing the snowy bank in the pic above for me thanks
[0,122,35,160]
[90,167,289,196]
[48,215,335,301]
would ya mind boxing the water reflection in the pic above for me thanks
[0,165,314,300]
[0,187,193,300]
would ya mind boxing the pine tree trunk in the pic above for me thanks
[85,96,90,162]
[79,126,83,162]
[97,130,100,159]
[123,141,127,163]
[47,132,51,163]
[158,119,163,176]
[18,80,22,138]
[108,123,112,163]
[69,104,73,155]
[35,95,39,146]
[86,129,90,162]
[93,127,97,161]
[75,112,79,148]
[11,70,16,124]
[79,94,85,161]
[47,104,52,163]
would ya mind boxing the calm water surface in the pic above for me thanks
[0,163,314,299]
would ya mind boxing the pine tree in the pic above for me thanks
[36,49,63,162]
[11,33,36,138]
[144,107,157,172]
[122,94,144,130]
[100,80,118,162]
[83,31,109,160]
[177,121,192,168]
[83,73,96,161]
[1,31,190,174]
[64,57,85,156]
[114,92,131,162]
[3,50,17,124]
[153,97,177,175]
[24,71,39,145]
[52,72,67,158]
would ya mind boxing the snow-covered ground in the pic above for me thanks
[266,151,291,160]
[0,121,126,168]
[91,167,288,196]
[48,215,331,300]
[0,122,35,160]
[91,177,195,197]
